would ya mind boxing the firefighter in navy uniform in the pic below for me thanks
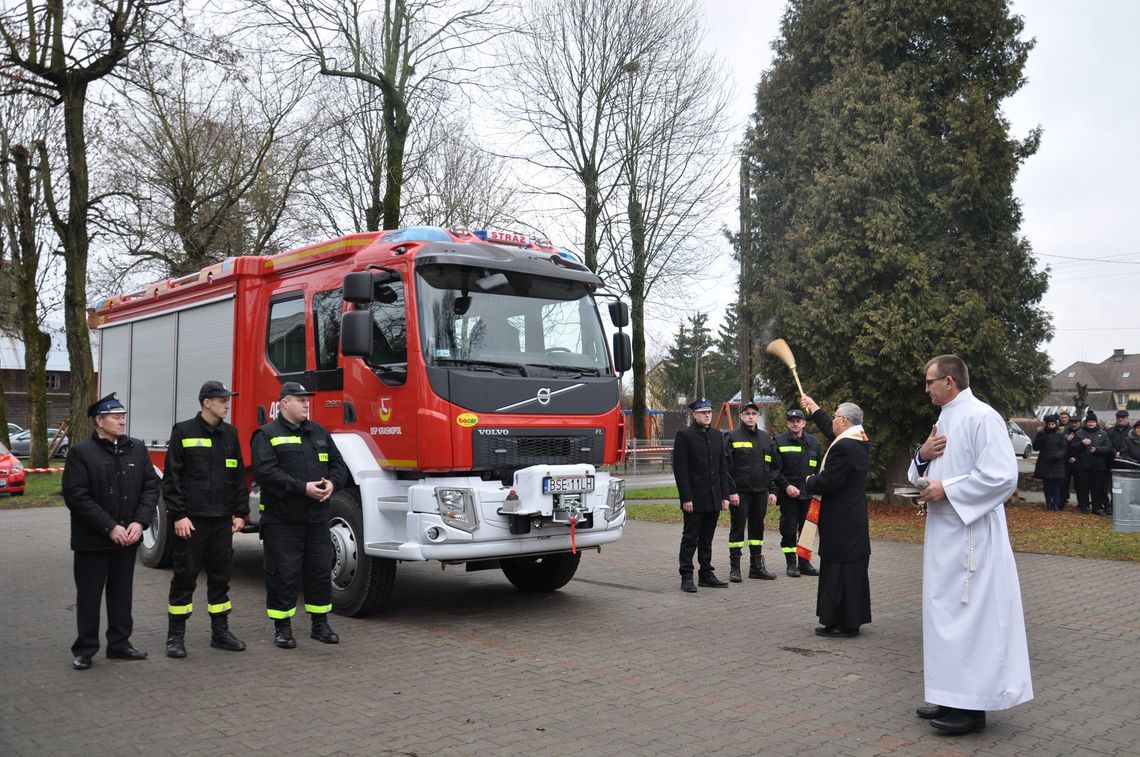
[163,381,251,658]
[773,408,822,577]
[724,402,779,582]
[251,382,348,648]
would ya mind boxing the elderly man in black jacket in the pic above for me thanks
[799,395,871,638]
[1069,411,1112,515]
[673,398,732,593]
[62,393,160,670]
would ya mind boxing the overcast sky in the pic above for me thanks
[692,0,1140,374]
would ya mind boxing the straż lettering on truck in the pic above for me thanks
[92,225,632,615]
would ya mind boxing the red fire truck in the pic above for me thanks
[92,226,631,615]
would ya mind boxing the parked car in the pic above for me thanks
[6,422,20,436]
[9,428,69,458]
[1008,421,1033,459]
[0,440,26,496]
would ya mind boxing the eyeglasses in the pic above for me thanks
[925,375,949,386]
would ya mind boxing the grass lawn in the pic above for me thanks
[626,486,1140,563]
[0,470,64,509]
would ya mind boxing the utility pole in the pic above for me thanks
[738,156,753,405]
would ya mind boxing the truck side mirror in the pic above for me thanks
[343,272,374,304]
[341,309,374,357]
[608,301,629,328]
[612,332,632,373]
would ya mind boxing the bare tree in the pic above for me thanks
[0,0,179,440]
[0,94,63,460]
[241,0,497,231]
[501,0,661,271]
[99,47,317,279]
[599,1,735,439]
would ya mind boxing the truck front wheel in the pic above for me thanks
[328,488,395,617]
[500,552,581,592]
[139,497,174,568]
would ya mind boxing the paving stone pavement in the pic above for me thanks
[1,506,1137,757]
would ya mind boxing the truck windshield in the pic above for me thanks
[417,264,611,375]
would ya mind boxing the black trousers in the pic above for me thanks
[1074,469,1109,512]
[817,557,872,629]
[168,516,234,618]
[778,496,810,554]
[679,510,719,577]
[262,520,334,619]
[728,491,768,554]
[72,546,139,657]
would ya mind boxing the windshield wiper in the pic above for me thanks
[525,363,602,377]
[434,358,528,376]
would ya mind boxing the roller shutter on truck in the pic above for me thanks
[98,297,235,447]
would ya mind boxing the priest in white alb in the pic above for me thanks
[908,354,1033,735]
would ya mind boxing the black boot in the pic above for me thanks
[697,571,729,588]
[785,552,800,577]
[798,557,819,576]
[165,616,187,659]
[273,619,297,649]
[749,551,777,580]
[728,553,743,583]
[210,614,246,652]
[311,614,340,644]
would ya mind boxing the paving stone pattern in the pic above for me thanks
[1,506,1137,756]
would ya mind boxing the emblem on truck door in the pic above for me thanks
[495,383,586,412]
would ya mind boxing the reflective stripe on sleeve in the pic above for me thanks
[267,607,297,619]
[208,601,232,614]
[168,603,193,615]
[269,436,303,446]
[181,438,212,448]
[305,603,332,614]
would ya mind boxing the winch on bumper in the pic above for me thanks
[389,464,625,562]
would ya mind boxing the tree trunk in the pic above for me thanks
[61,85,96,442]
[12,145,51,467]
[883,449,916,506]
[738,157,752,405]
[583,165,600,272]
[381,101,410,231]
[628,190,647,440]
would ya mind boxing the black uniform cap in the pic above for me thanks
[1117,409,1130,418]
[279,381,316,399]
[688,398,713,411]
[199,380,238,401]
[786,408,806,420]
[741,402,761,413]
[88,393,126,417]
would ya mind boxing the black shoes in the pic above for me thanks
[930,708,986,734]
[749,556,777,580]
[798,560,819,576]
[106,646,147,660]
[166,634,187,659]
[697,573,729,588]
[310,616,340,644]
[916,704,951,719]
[72,655,92,671]
[210,627,247,652]
[786,563,800,577]
[814,625,858,638]
[680,576,697,593]
[729,563,743,583]
[273,623,297,649]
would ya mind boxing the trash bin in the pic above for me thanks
[1110,470,1140,532]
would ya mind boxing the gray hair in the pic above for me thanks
[836,402,863,426]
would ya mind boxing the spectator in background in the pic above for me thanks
[1106,410,1131,515]
[1124,420,1140,465]
[1062,414,1081,509]
[1068,411,1111,515]
[1033,414,1066,510]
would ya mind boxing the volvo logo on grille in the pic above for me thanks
[536,387,552,405]
[476,429,510,435]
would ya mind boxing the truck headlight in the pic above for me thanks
[435,487,478,532]
[605,478,625,522]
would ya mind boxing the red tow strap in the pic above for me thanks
[570,515,578,555]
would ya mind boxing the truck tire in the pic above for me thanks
[139,497,174,568]
[500,552,581,592]
[328,488,396,617]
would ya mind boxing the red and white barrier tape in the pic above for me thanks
[23,467,64,473]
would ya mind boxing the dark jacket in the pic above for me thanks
[672,422,732,512]
[1032,427,1067,480]
[1069,426,1112,471]
[802,408,870,563]
[1124,431,1140,464]
[162,413,250,520]
[724,424,779,494]
[773,429,821,501]
[1108,423,1131,466]
[62,432,160,552]
[250,416,348,523]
